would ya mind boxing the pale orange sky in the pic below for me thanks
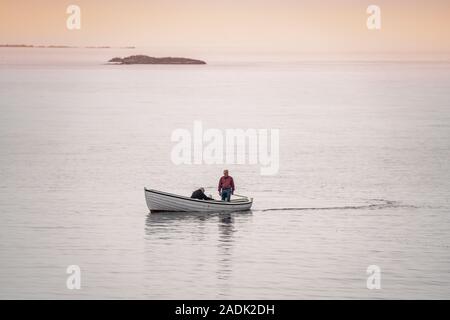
[1,0,449,54]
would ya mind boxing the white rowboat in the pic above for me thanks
[145,188,253,213]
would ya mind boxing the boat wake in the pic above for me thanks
[260,199,418,212]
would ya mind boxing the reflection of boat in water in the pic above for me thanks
[145,188,253,213]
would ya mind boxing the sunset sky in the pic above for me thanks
[1,0,450,54]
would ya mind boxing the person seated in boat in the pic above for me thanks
[218,169,235,202]
[191,187,213,201]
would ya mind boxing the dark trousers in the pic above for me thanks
[221,188,232,202]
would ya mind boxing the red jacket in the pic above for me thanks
[218,176,235,192]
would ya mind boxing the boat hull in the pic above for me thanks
[145,188,253,213]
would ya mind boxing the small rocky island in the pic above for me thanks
[108,55,206,65]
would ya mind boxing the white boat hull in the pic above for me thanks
[145,188,253,213]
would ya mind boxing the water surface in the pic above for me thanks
[0,49,449,298]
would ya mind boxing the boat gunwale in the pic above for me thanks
[145,188,253,206]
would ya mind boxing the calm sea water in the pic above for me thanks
[0,49,449,299]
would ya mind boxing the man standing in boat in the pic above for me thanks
[218,169,235,202]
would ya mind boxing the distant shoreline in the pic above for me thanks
[0,44,136,49]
